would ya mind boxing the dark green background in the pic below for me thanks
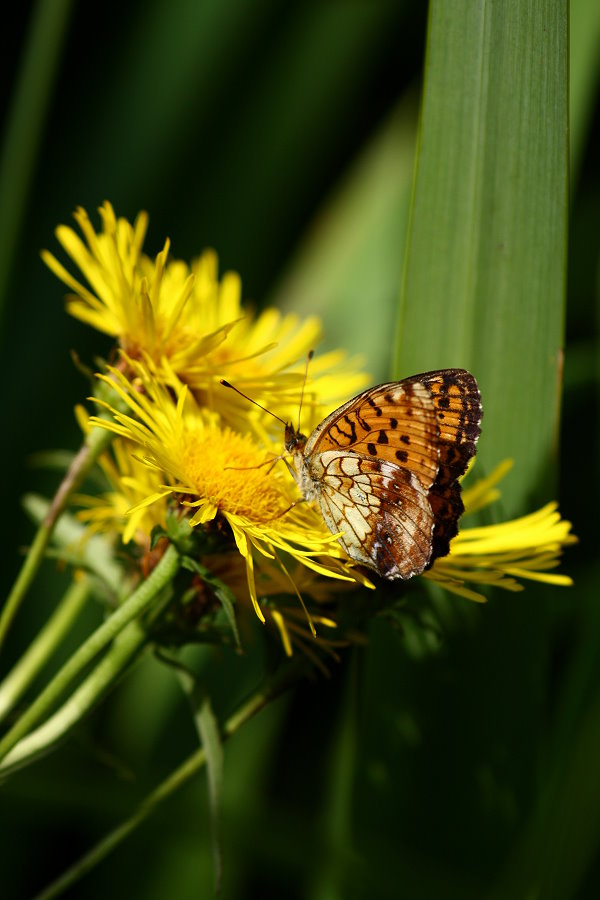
[0,2,598,898]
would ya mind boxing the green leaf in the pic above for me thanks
[396,0,568,516]
[488,571,600,900]
[178,674,224,894]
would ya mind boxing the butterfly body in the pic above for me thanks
[285,369,482,580]
[284,426,318,502]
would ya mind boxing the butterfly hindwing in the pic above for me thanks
[314,452,435,578]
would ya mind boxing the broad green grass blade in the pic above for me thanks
[273,94,417,383]
[396,1,568,516]
[0,0,73,329]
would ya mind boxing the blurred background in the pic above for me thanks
[0,2,599,898]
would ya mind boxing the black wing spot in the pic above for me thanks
[367,442,377,456]
[445,446,458,464]
[343,414,357,442]
[390,417,398,429]
[400,434,410,445]
[377,430,388,444]
[395,449,408,463]
[438,397,450,409]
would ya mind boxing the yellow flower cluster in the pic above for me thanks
[47,203,371,636]
[46,203,576,654]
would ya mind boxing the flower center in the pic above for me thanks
[179,426,289,522]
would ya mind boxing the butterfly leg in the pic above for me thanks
[269,497,307,521]
[224,454,287,473]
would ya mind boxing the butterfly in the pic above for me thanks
[284,369,482,579]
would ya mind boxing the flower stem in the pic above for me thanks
[0,617,149,775]
[0,577,90,724]
[32,659,306,900]
[0,424,115,653]
[0,543,180,763]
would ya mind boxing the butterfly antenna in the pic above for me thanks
[220,379,287,427]
[297,349,314,433]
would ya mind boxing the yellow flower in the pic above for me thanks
[89,358,371,621]
[42,202,236,367]
[73,435,167,549]
[426,462,577,602]
[43,203,368,433]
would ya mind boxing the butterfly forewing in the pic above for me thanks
[404,369,481,483]
[306,381,440,493]
[303,381,441,578]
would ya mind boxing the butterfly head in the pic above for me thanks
[284,422,307,454]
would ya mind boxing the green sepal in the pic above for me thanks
[180,557,241,651]
[165,509,202,556]
[149,512,199,556]
[149,523,169,551]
